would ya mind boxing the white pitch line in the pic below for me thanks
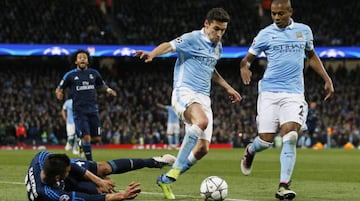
[0,181,25,185]
[1,180,253,201]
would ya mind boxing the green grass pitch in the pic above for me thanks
[0,148,359,201]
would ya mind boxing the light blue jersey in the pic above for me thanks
[249,19,313,94]
[170,28,222,96]
[63,99,74,124]
[166,105,179,124]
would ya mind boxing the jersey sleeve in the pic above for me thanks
[170,32,193,54]
[248,29,268,56]
[70,162,87,178]
[94,69,106,89]
[304,25,314,51]
[57,70,73,89]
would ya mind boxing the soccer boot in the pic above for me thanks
[166,167,181,181]
[72,148,79,155]
[156,175,175,199]
[275,182,296,200]
[240,143,255,175]
[152,154,177,168]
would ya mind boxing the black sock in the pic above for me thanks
[108,158,155,174]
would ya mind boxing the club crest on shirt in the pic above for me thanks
[175,37,183,44]
[89,74,94,79]
[296,32,304,39]
[59,194,70,201]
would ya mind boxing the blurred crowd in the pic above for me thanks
[0,0,359,46]
[0,57,359,149]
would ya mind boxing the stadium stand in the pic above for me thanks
[0,0,359,45]
[0,57,359,148]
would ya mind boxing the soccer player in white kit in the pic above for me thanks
[135,8,242,199]
[239,0,334,200]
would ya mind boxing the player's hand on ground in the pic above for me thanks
[97,178,116,193]
[105,182,140,201]
[122,182,141,200]
[240,67,252,85]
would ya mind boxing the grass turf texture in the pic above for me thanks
[0,148,359,201]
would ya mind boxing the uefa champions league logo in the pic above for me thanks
[43,46,70,55]
[319,49,345,58]
[113,47,136,56]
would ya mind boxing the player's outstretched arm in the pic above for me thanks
[105,182,141,201]
[134,42,173,63]
[83,169,116,193]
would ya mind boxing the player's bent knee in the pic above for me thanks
[282,131,298,144]
[98,162,112,177]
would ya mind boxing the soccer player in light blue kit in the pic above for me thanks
[62,98,79,155]
[135,8,242,199]
[239,0,334,200]
[157,102,181,149]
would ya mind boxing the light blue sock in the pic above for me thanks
[161,126,200,184]
[160,125,202,184]
[172,125,200,169]
[280,131,298,183]
[167,135,174,146]
[174,134,179,146]
[249,136,273,154]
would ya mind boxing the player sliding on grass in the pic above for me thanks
[239,0,334,200]
[135,7,241,200]
[25,151,176,201]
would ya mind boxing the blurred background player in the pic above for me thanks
[157,102,180,149]
[239,0,334,200]
[55,49,117,161]
[15,122,27,150]
[61,98,80,155]
[135,7,241,199]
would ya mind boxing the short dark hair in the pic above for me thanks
[206,8,230,23]
[43,154,70,185]
[71,49,91,65]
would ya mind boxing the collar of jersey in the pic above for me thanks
[273,18,294,30]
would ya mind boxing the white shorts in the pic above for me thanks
[257,92,308,133]
[66,123,76,137]
[172,87,213,141]
[166,123,180,135]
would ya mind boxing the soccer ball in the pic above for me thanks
[200,176,228,201]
